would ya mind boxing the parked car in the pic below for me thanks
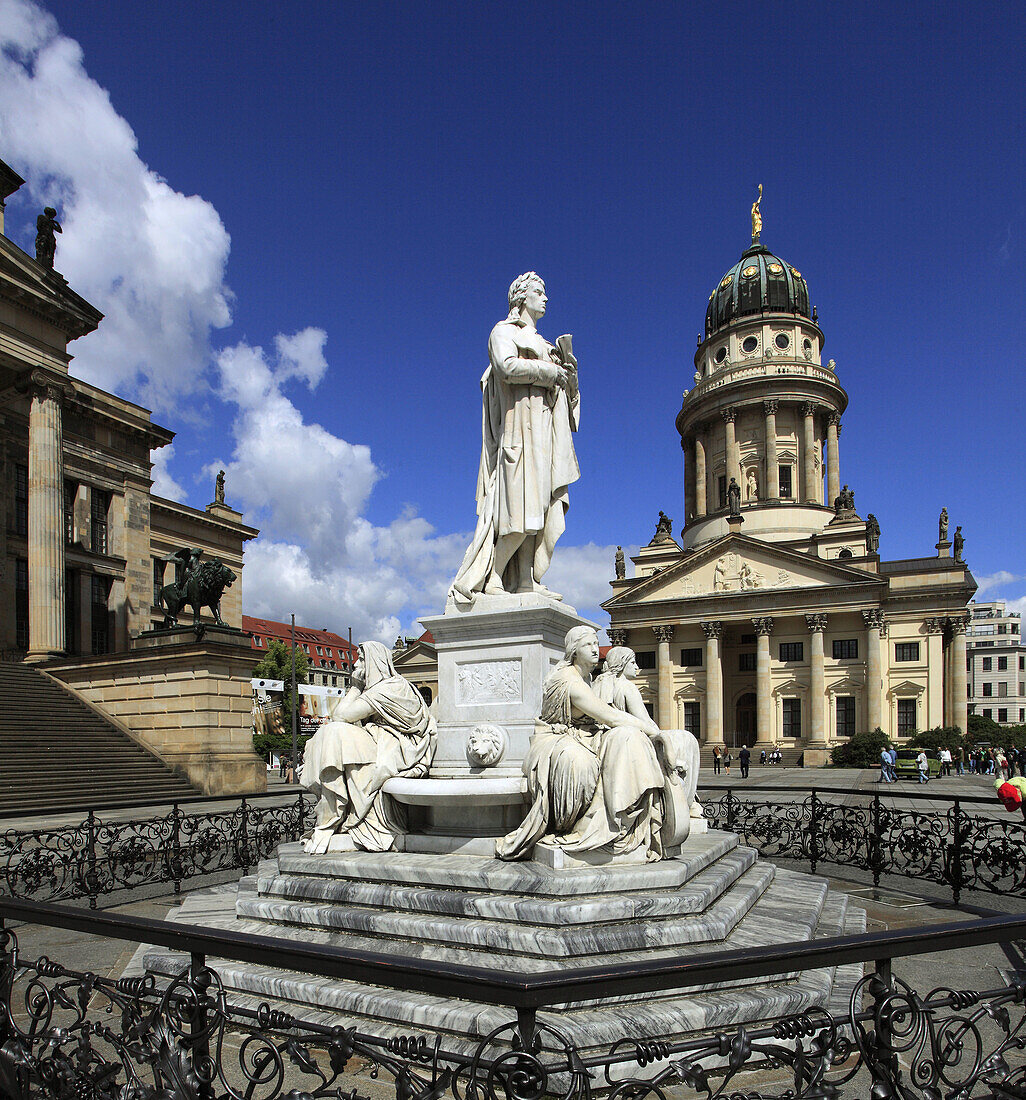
[893,748,941,779]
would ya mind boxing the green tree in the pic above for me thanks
[829,728,889,768]
[909,727,966,753]
[967,713,1002,743]
[252,638,311,759]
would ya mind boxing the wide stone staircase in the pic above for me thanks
[0,662,198,816]
[700,746,805,769]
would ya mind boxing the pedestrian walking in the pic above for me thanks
[955,746,964,776]
[879,746,893,783]
[724,750,732,776]
[916,750,929,783]
[739,745,751,779]
[888,745,897,782]
[713,746,722,775]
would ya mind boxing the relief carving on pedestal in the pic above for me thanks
[455,659,523,706]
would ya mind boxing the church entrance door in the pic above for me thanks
[734,693,757,747]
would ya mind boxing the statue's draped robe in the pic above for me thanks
[301,642,436,852]
[495,665,667,861]
[450,319,580,602]
[594,670,700,842]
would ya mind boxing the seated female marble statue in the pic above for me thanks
[594,645,703,833]
[301,641,436,854]
[496,627,692,863]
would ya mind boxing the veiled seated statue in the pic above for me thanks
[496,628,701,863]
[301,641,436,853]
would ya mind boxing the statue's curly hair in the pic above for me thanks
[506,271,545,320]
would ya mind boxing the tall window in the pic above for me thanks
[15,559,29,648]
[779,464,793,499]
[90,574,110,655]
[983,657,992,671]
[717,475,727,509]
[983,683,993,697]
[14,464,28,537]
[683,701,701,734]
[998,708,1008,723]
[897,698,917,737]
[836,696,855,739]
[999,656,1008,670]
[999,682,1008,697]
[738,652,756,672]
[64,480,77,545]
[91,489,109,556]
[782,698,802,738]
[153,559,165,605]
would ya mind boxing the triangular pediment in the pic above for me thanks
[604,534,881,609]
[0,235,103,341]
[887,679,925,696]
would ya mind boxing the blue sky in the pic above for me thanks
[1,0,1023,640]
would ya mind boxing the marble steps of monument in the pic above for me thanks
[274,832,740,896]
[252,848,761,927]
[253,837,757,923]
[233,860,779,960]
[135,870,861,1058]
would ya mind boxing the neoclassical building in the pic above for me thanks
[603,218,976,762]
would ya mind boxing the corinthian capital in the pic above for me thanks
[653,625,675,644]
[607,628,629,647]
[862,609,885,631]
[763,399,779,416]
[805,613,828,633]
[752,617,774,636]
[700,620,722,640]
[721,407,737,424]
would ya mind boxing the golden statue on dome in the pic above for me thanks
[751,184,763,244]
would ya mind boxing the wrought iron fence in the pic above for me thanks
[699,784,1026,905]
[0,790,315,909]
[1,896,1025,1100]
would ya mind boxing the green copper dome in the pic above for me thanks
[705,243,812,337]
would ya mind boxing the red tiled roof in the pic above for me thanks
[242,615,358,662]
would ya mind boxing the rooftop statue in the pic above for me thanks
[750,184,763,244]
[449,273,580,604]
[614,545,625,579]
[302,640,436,854]
[496,628,697,863]
[215,469,225,504]
[35,206,61,270]
[939,507,949,542]
[866,513,881,554]
[655,511,673,539]
[953,525,964,562]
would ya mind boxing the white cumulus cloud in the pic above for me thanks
[0,0,231,409]
[975,570,1025,595]
[149,444,185,502]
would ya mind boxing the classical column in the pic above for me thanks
[701,621,723,744]
[682,439,693,524]
[827,413,841,507]
[806,614,828,743]
[753,617,774,745]
[722,408,740,498]
[694,433,707,517]
[802,403,819,504]
[764,400,779,500]
[608,628,629,647]
[949,615,970,734]
[863,610,885,732]
[654,625,675,728]
[26,375,69,662]
[924,617,945,728]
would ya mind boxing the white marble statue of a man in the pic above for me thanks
[449,273,580,603]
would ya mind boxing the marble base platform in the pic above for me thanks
[132,831,865,1072]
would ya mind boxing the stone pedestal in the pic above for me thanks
[936,539,952,559]
[46,624,265,795]
[421,594,596,779]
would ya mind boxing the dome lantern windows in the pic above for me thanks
[774,333,791,350]
[741,335,759,354]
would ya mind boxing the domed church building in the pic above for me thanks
[603,200,976,763]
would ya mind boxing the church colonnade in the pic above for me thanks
[681,401,842,521]
[609,610,971,746]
